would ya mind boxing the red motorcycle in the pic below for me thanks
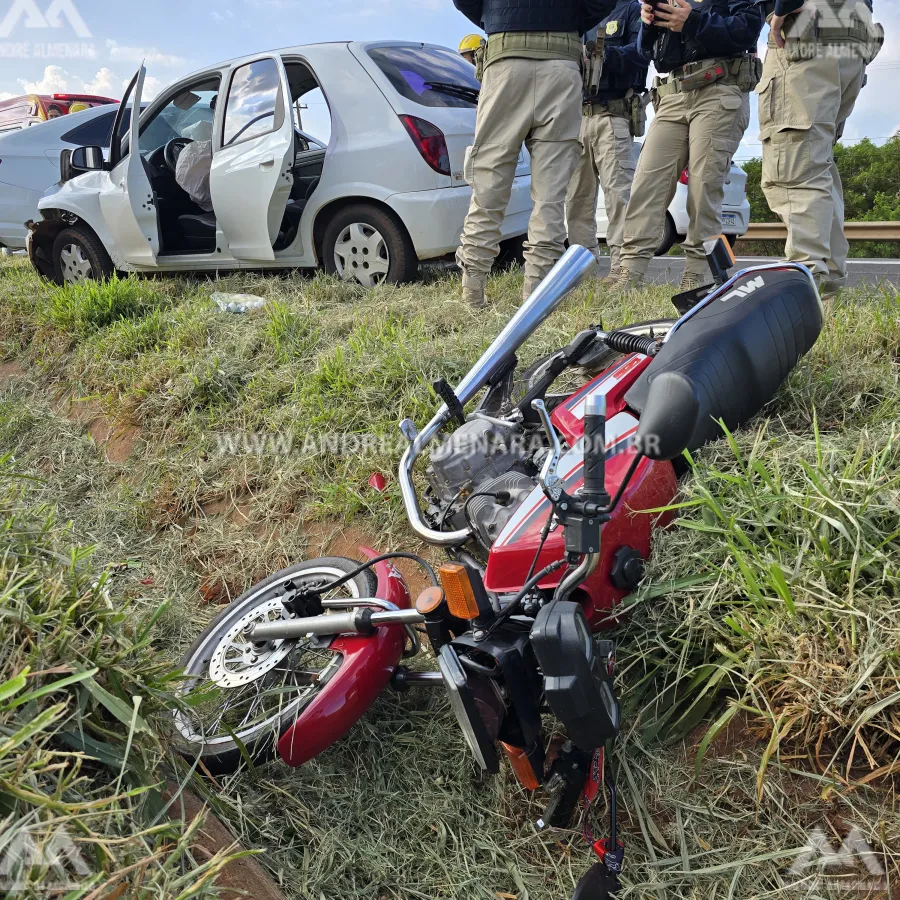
[173,243,823,897]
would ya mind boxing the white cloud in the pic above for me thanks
[0,91,14,101]
[16,64,165,101]
[211,9,234,22]
[83,66,119,96]
[105,39,186,68]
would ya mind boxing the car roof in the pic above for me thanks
[174,40,453,83]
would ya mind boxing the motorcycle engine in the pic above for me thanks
[426,418,538,549]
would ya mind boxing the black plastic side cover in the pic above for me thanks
[530,600,619,751]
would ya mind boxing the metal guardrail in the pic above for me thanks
[743,222,900,241]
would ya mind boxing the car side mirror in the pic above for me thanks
[635,372,700,461]
[66,145,105,179]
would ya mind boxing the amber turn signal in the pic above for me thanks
[438,562,480,620]
[415,586,445,616]
[500,742,541,791]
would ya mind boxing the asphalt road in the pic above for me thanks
[605,256,900,288]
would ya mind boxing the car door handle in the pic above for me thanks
[259,156,275,169]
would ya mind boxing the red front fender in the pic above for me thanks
[277,549,411,767]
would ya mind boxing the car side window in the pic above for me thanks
[138,78,220,156]
[61,111,116,148]
[222,58,282,147]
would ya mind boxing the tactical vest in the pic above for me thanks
[652,0,755,72]
[476,0,591,36]
[589,9,650,99]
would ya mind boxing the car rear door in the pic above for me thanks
[99,67,158,266]
[209,54,294,261]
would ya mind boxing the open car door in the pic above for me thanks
[209,54,294,261]
[98,66,158,266]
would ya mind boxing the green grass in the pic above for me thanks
[1,257,898,897]
[0,453,239,898]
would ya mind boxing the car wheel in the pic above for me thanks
[323,204,418,287]
[494,234,526,270]
[53,226,113,285]
[654,215,679,257]
[726,233,738,248]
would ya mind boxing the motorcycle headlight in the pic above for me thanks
[438,644,501,773]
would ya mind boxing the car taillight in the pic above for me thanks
[679,169,689,185]
[399,115,451,176]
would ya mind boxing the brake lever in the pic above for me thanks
[531,399,563,501]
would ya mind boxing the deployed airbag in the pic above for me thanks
[175,140,213,212]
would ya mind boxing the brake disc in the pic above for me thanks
[208,597,299,688]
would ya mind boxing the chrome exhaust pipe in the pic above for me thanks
[455,244,598,407]
[399,245,598,547]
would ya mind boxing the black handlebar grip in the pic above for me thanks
[582,394,608,502]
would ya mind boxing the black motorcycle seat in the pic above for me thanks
[625,267,822,451]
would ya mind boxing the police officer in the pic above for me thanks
[565,3,650,282]
[453,0,616,306]
[458,33,486,65]
[606,0,764,294]
[758,0,883,296]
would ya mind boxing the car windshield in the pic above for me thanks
[367,46,480,109]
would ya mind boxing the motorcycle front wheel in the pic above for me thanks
[172,557,377,775]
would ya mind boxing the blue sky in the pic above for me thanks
[1,0,897,157]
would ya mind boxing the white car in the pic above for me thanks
[29,42,532,286]
[0,104,125,250]
[595,147,750,256]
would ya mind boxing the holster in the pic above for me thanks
[474,44,486,81]
[582,34,606,95]
[629,91,650,137]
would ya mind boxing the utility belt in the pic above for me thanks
[651,54,762,103]
[766,13,884,64]
[583,90,650,137]
[481,30,582,75]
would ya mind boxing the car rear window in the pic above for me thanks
[367,46,479,109]
[61,111,116,148]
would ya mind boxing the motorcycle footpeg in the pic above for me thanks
[571,862,621,900]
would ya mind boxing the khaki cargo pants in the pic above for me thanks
[566,112,637,270]
[759,44,867,285]
[456,56,583,290]
[619,81,751,279]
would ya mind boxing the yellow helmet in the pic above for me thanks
[458,33,486,55]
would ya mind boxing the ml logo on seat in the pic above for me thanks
[719,275,765,303]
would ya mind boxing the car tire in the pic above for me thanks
[726,233,738,249]
[495,234,526,270]
[654,215,679,257]
[322,204,418,287]
[52,226,113,285]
